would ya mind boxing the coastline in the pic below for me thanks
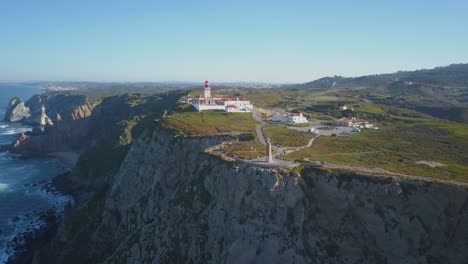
[4,169,74,264]
[1,146,77,264]
[5,210,60,264]
[0,85,73,264]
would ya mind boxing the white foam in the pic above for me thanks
[1,129,16,135]
[0,183,9,191]
[1,127,31,135]
[0,125,8,128]
[0,251,9,264]
[0,213,45,264]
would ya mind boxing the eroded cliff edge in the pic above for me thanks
[38,126,468,264]
[4,93,93,126]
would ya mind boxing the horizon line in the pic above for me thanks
[1,62,466,85]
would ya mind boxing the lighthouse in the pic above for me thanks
[188,80,253,112]
[204,80,211,98]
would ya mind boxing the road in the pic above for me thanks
[248,110,468,187]
[249,110,296,167]
[284,121,357,136]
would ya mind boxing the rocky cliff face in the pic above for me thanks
[3,93,93,126]
[4,97,31,122]
[8,92,183,159]
[39,127,468,264]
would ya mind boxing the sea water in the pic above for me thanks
[0,83,72,263]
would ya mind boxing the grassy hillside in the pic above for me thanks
[284,120,468,182]
[163,111,258,135]
[262,125,313,148]
[163,111,265,159]
[286,64,468,123]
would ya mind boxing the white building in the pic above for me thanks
[336,117,369,127]
[271,113,308,123]
[186,80,253,112]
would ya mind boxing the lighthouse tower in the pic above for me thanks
[204,80,211,98]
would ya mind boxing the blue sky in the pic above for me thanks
[1,0,467,83]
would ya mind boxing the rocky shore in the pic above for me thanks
[1,91,90,264]
[4,172,73,264]
[6,210,60,264]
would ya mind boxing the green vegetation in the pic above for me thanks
[285,121,468,182]
[164,111,265,159]
[163,111,258,135]
[285,123,310,127]
[223,138,266,160]
[245,89,283,107]
[262,124,313,148]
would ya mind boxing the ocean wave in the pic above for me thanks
[0,182,72,263]
[0,183,9,191]
[1,128,31,135]
[0,213,45,263]
[0,125,8,128]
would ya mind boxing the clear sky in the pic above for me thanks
[1,0,467,83]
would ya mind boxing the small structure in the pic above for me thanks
[266,138,273,163]
[336,117,369,127]
[339,105,354,111]
[186,80,253,112]
[271,112,308,123]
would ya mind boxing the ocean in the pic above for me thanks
[0,83,72,263]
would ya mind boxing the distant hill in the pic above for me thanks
[289,64,468,123]
[293,64,468,89]
[394,64,468,87]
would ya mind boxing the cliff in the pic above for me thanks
[38,126,468,264]
[7,92,183,159]
[4,97,31,122]
[3,93,93,126]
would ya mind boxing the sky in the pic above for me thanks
[1,0,467,83]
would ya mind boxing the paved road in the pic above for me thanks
[250,110,296,167]
[255,124,267,145]
[285,121,356,136]
[250,111,468,187]
[309,151,381,156]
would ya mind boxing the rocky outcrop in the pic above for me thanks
[4,97,31,122]
[8,92,185,158]
[38,127,468,264]
[3,93,93,126]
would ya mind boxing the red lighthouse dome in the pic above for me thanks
[205,80,210,89]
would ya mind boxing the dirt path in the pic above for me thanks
[308,151,381,156]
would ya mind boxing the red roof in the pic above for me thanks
[338,117,353,122]
[226,105,239,108]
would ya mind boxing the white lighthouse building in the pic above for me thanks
[204,80,211,98]
[186,80,253,112]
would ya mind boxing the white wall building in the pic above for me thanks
[187,80,253,112]
[271,113,308,123]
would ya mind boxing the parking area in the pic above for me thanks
[285,121,357,136]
